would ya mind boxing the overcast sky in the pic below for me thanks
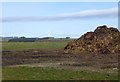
[1,2,118,38]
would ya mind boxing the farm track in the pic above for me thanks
[2,49,119,70]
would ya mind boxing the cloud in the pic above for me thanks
[1,7,118,22]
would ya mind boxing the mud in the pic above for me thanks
[2,49,118,69]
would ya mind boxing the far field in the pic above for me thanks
[2,41,68,50]
[2,41,119,80]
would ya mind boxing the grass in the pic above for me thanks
[2,66,118,80]
[2,41,68,50]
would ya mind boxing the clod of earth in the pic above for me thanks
[64,25,120,54]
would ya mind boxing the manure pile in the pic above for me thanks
[64,25,120,54]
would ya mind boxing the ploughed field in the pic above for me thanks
[2,48,119,69]
[2,41,119,80]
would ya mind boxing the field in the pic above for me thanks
[3,66,117,80]
[2,41,68,50]
[2,41,119,80]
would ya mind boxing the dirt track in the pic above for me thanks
[2,49,118,70]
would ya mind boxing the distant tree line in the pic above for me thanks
[8,38,37,42]
[8,37,71,42]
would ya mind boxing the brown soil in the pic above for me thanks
[2,49,118,69]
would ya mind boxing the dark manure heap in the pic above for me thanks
[64,25,120,54]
